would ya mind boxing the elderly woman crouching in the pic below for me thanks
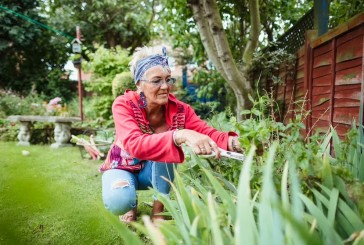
[99,46,243,223]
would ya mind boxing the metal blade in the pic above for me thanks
[220,149,245,161]
[199,148,245,162]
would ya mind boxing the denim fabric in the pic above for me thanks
[102,161,175,215]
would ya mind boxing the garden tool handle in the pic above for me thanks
[201,147,245,161]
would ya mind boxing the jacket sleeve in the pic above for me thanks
[184,104,238,150]
[112,97,184,163]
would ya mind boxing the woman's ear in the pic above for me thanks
[136,81,141,92]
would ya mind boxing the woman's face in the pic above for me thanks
[138,66,171,107]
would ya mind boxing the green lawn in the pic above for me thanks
[0,142,152,245]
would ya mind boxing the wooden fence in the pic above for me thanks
[269,13,364,138]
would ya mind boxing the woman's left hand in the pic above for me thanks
[228,136,244,153]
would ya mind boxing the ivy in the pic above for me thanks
[247,44,297,89]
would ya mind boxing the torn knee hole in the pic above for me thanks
[112,180,130,189]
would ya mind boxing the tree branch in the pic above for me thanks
[203,0,249,91]
[147,0,156,29]
[187,0,227,81]
[242,0,261,67]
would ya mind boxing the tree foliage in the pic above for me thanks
[0,0,157,100]
[42,0,156,52]
[157,0,313,117]
[330,0,364,28]
[157,0,363,116]
[0,0,72,99]
[159,0,312,63]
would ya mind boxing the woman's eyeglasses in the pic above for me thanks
[140,77,176,87]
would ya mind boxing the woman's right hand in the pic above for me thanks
[174,129,221,158]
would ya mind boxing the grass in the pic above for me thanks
[0,142,153,245]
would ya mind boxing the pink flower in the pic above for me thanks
[49,97,62,105]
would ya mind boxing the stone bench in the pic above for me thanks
[7,115,81,148]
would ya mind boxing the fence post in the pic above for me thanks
[314,0,329,36]
[303,30,318,138]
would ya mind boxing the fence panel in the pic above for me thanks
[269,13,364,138]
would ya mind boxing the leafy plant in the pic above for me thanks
[0,90,47,117]
[329,0,364,28]
[83,46,132,124]
[111,71,136,97]
[132,143,364,244]
[326,125,364,182]
[247,45,297,89]
[0,120,18,142]
[70,53,82,62]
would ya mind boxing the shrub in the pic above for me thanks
[112,71,136,97]
[83,46,132,125]
[0,90,46,117]
[0,90,81,118]
[247,45,296,90]
[175,68,236,119]
[0,120,18,142]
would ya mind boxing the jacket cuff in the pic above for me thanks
[169,130,185,163]
[222,131,238,150]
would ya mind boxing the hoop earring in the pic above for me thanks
[138,91,147,109]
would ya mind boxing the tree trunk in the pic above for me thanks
[242,0,261,69]
[188,0,260,120]
[105,31,116,48]
[147,0,156,29]
[188,0,228,81]
[234,89,251,118]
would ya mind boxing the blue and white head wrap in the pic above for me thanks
[133,47,169,84]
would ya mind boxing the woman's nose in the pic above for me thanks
[160,81,169,89]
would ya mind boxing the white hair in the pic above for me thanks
[129,46,167,78]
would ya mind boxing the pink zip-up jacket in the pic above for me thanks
[99,90,237,172]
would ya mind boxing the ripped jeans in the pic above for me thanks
[102,161,175,215]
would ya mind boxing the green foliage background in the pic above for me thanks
[0,0,72,100]
[83,46,132,126]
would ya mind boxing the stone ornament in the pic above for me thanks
[51,122,72,148]
[17,121,31,146]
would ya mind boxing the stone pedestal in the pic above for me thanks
[50,122,72,148]
[17,121,31,146]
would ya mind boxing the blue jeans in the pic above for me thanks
[102,161,175,215]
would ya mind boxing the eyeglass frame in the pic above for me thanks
[139,77,176,87]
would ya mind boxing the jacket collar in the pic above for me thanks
[123,90,180,126]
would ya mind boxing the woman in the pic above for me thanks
[100,46,243,223]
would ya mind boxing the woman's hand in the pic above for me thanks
[174,129,221,158]
[228,136,244,153]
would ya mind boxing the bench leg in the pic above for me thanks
[51,122,72,148]
[17,121,31,146]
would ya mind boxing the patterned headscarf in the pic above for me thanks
[133,47,169,83]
